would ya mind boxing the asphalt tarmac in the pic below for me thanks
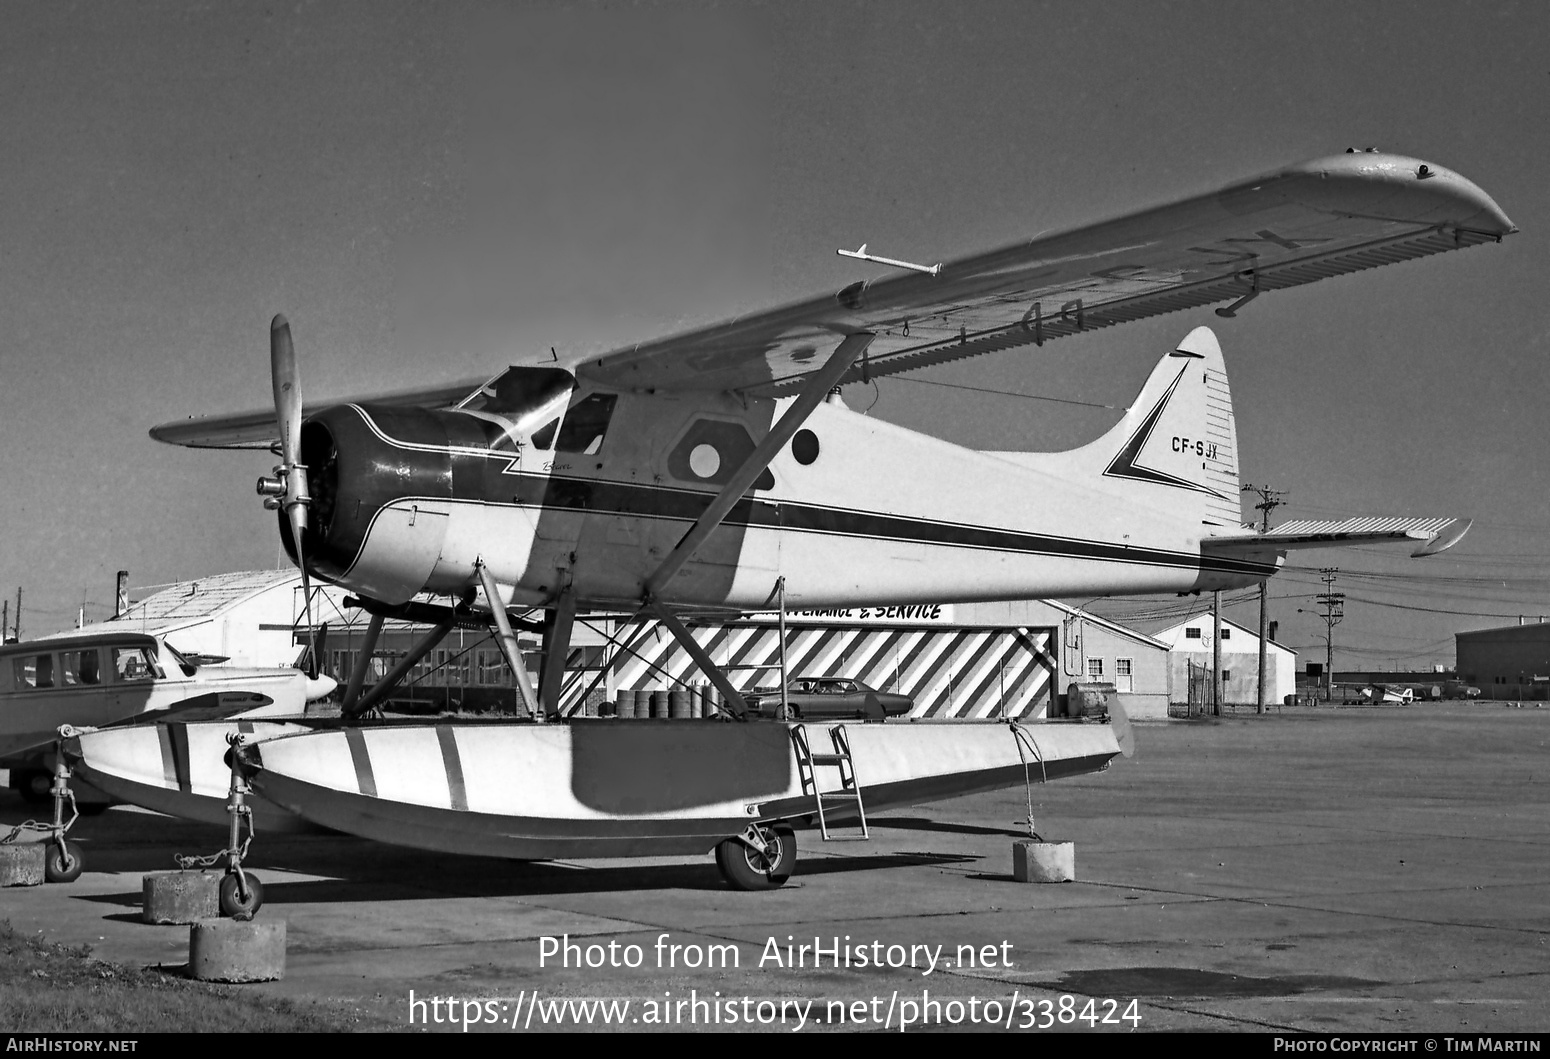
[1,702,1545,1034]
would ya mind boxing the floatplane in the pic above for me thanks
[69,151,1512,894]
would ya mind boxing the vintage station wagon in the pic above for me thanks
[0,630,333,801]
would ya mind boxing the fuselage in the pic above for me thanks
[291,373,1276,613]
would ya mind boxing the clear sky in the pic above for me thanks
[2,0,1546,672]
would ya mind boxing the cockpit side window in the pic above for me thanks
[530,417,559,450]
[555,393,618,455]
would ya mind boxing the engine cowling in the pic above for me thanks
[281,404,460,604]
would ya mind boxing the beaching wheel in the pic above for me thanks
[715,823,796,891]
[219,873,264,919]
[44,841,84,884]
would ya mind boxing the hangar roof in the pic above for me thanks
[37,569,303,640]
[1455,621,1550,642]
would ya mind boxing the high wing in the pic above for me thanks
[150,378,490,449]
[150,151,1514,449]
[580,152,1513,395]
[1203,516,1473,560]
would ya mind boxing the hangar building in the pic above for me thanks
[1455,621,1550,700]
[54,569,328,669]
[73,571,1176,719]
[1142,613,1298,707]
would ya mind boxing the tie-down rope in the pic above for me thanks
[1007,719,1047,841]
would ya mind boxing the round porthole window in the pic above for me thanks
[792,429,820,465]
[688,443,722,478]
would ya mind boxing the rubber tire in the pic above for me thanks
[715,824,796,891]
[44,841,84,884]
[219,874,265,919]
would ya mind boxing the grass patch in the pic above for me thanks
[0,920,392,1032]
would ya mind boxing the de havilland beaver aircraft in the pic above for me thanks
[72,151,1513,891]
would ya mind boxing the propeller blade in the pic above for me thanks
[270,313,316,676]
[270,314,302,474]
[299,562,318,679]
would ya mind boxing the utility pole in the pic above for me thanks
[1212,589,1222,716]
[13,588,20,643]
[2,599,7,642]
[1316,568,1344,702]
[1242,484,1286,714]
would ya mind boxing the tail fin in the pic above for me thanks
[989,326,1242,526]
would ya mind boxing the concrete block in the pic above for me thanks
[1012,840,1075,883]
[143,871,221,924]
[188,918,286,983]
[0,843,45,887]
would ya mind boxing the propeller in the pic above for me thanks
[256,314,318,678]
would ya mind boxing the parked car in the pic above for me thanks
[743,676,913,720]
[1,630,335,803]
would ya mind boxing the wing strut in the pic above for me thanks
[343,616,457,720]
[340,612,384,715]
[477,560,543,721]
[537,586,577,717]
[645,600,750,721]
[643,331,876,599]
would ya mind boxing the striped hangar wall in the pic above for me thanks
[570,613,1058,720]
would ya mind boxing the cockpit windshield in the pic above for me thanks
[457,367,575,445]
[162,640,198,677]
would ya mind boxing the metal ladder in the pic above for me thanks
[791,723,869,840]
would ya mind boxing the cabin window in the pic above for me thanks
[112,646,158,683]
[60,650,103,687]
[555,393,618,455]
[11,656,43,690]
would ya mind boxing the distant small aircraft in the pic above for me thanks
[1340,679,1482,703]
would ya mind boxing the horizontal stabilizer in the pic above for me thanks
[1205,516,1472,559]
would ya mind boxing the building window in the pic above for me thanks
[1222,669,1232,682]
[1115,658,1133,691]
[1220,628,1231,639]
[1185,628,1202,639]
[1087,658,1104,679]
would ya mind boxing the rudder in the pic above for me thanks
[988,326,1241,527]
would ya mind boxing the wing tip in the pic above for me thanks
[1411,517,1473,558]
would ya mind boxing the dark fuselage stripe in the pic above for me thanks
[415,469,1279,579]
